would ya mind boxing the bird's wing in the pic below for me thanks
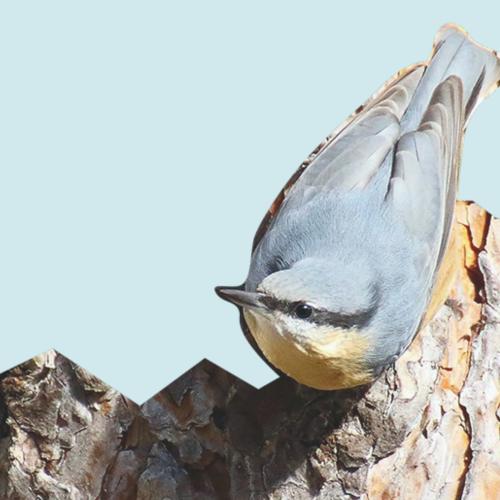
[282,66,424,200]
[252,25,500,254]
[386,75,464,293]
[251,64,425,251]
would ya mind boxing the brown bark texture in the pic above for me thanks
[0,201,498,500]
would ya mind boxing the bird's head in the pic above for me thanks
[216,257,380,390]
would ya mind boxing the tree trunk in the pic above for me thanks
[0,201,498,500]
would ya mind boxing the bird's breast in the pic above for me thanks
[243,309,375,390]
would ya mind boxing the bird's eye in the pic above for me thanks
[294,303,313,319]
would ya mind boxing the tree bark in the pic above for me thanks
[0,201,498,500]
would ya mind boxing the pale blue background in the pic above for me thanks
[1,1,499,403]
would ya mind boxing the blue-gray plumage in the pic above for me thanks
[216,25,500,390]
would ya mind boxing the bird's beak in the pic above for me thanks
[215,286,266,311]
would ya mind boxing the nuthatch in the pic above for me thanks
[216,25,500,390]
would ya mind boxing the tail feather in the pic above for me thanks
[401,24,500,132]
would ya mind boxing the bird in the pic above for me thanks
[215,24,500,391]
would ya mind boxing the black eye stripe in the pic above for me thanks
[312,309,374,328]
[260,296,374,328]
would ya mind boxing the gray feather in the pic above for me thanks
[387,76,464,288]
[281,65,424,211]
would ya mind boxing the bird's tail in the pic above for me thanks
[401,24,500,132]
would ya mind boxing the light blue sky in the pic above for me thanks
[1,2,499,402]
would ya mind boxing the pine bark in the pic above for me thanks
[0,201,498,500]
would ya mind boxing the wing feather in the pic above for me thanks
[276,66,424,211]
[387,75,464,284]
[251,64,425,250]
